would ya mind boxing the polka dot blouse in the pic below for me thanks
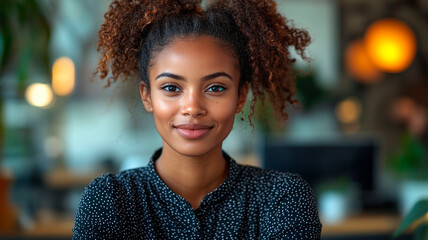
[72,149,322,239]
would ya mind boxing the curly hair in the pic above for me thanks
[96,0,311,126]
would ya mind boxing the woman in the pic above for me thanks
[73,0,321,239]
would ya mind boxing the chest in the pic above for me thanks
[126,187,269,239]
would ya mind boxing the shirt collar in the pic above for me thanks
[147,148,241,210]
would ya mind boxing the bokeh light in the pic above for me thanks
[25,83,54,108]
[335,98,362,124]
[364,18,417,73]
[52,57,75,96]
[345,39,383,83]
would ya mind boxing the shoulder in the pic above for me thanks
[238,163,310,195]
[72,167,151,239]
[74,168,149,210]
[236,164,317,212]
[237,164,321,239]
[76,167,152,208]
[85,166,151,193]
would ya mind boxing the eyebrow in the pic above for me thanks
[155,72,233,81]
[155,72,184,81]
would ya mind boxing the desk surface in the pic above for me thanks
[322,213,402,236]
[1,213,403,238]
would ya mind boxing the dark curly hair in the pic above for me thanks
[95,0,311,126]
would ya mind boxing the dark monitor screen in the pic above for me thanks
[261,136,379,207]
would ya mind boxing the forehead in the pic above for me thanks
[150,35,240,76]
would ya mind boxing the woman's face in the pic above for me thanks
[140,35,248,157]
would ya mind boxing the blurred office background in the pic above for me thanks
[1,0,428,239]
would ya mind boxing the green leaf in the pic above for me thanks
[393,200,428,238]
[0,0,51,88]
[0,15,14,72]
[17,44,32,94]
[387,132,428,180]
[413,223,428,240]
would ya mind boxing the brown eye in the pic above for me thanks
[206,85,226,92]
[161,85,181,92]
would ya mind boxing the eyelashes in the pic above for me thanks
[161,85,180,92]
[206,85,226,92]
[160,83,228,94]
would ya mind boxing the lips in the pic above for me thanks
[174,124,213,139]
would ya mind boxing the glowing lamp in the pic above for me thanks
[364,19,417,73]
[345,39,382,83]
[25,83,54,108]
[335,98,362,124]
[52,57,75,96]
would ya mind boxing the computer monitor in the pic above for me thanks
[261,136,379,209]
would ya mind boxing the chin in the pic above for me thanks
[167,141,223,158]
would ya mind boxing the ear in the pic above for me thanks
[139,82,153,112]
[235,82,250,113]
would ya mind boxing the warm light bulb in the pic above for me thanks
[336,98,362,124]
[52,57,75,96]
[345,39,382,83]
[364,19,417,73]
[25,83,54,108]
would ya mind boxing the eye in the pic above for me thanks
[161,84,181,92]
[206,85,226,93]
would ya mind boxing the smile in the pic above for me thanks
[174,124,213,139]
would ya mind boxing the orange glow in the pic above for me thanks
[335,98,362,124]
[52,57,75,96]
[364,19,417,73]
[345,39,382,83]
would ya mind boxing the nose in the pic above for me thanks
[180,89,207,117]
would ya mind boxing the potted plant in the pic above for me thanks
[0,0,51,233]
[316,176,353,224]
[393,199,428,240]
[387,132,428,215]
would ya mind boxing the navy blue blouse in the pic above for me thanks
[73,149,321,239]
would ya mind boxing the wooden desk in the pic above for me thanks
[1,213,403,239]
[0,217,74,239]
[322,213,402,237]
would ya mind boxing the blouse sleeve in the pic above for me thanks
[265,173,322,239]
[72,174,125,240]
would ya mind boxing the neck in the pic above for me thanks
[154,143,229,210]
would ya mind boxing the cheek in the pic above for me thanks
[210,99,238,126]
[151,95,178,126]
